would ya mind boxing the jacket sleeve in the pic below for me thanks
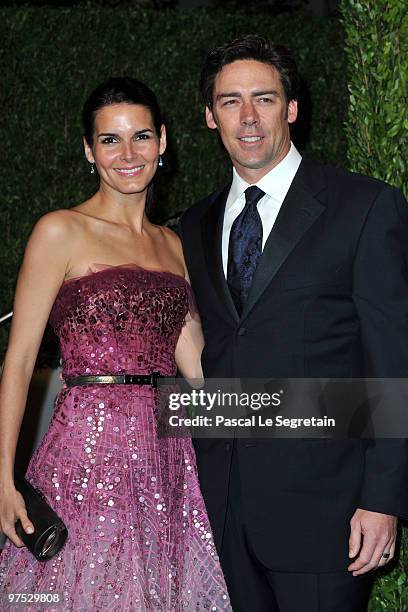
[353,184,408,518]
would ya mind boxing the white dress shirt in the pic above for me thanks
[222,142,302,276]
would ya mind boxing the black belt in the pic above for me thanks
[65,373,161,389]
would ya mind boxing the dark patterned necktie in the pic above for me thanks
[227,186,265,315]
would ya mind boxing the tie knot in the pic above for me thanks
[244,186,265,208]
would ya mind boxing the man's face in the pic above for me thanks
[206,59,297,183]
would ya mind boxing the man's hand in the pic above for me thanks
[348,508,397,576]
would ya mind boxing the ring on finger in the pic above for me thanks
[381,552,391,559]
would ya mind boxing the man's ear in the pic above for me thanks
[287,100,298,124]
[205,106,218,130]
[83,137,95,163]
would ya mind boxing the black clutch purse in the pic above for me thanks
[14,473,68,562]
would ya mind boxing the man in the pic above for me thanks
[179,35,408,611]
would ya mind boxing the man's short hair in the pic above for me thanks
[199,34,300,109]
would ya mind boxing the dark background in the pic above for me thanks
[1,0,341,15]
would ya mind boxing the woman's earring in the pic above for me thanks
[158,156,163,167]
[90,163,95,174]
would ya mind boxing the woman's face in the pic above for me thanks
[84,103,166,196]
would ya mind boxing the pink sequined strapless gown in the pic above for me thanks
[0,264,231,611]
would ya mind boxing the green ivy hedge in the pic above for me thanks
[0,7,346,348]
[341,1,408,610]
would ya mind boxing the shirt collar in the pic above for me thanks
[228,142,302,206]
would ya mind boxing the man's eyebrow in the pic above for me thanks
[96,128,154,137]
[252,90,280,97]
[216,92,242,100]
[216,90,280,100]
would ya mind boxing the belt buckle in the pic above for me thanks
[122,373,159,386]
[150,372,159,388]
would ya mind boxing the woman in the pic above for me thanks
[0,77,231,611]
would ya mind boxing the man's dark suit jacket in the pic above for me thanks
[179,157,408,573]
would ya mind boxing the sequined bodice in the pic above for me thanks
[49,264,193,378]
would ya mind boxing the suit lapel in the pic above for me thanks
[200,183,240,322]
[241,159,327,321]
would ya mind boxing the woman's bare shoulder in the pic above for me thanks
[25,211,89,274]
[156,225,187,276]
[31,208,88,241]
[158,224,182,249]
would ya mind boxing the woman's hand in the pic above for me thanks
[0,482,34,547]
